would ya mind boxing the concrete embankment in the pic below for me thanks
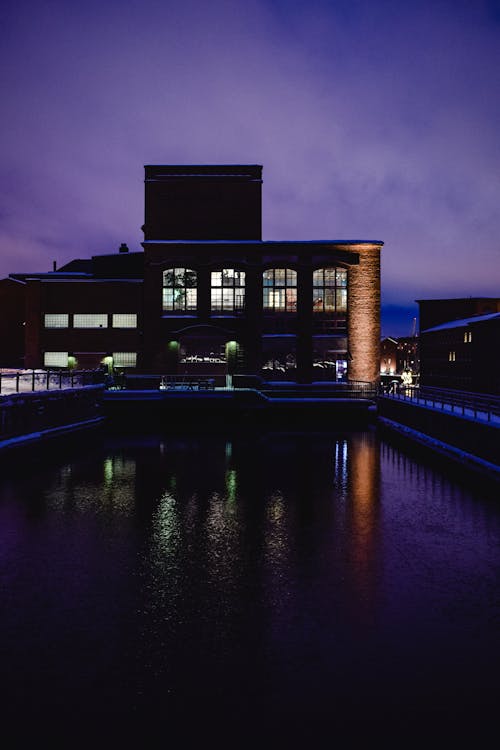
[102,388,376,431]
[377,396,500,481]
[0,386,105,455]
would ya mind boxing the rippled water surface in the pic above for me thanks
[1,429,499,743]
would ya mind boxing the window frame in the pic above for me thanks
[73,313,108,329]
[211,268,246,313]
[162,268,197,312]
[112,352,137,368]
[43,351,69,367]
[112,313,138,329]
[44,313,69,329]
[263,268,297,313]
[313,267,348,314]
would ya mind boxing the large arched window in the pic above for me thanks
[313,267,347,313]
[211,269,245,312]
[263,268,297,312]
[162,268,197,312]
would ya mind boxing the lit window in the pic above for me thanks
[163,268,197,312]
[313,267,348,313]
[112,352,137,367]
[44,314,69,328]
[112,314,137,328]
[464,331,472,343]
[449,351,456,362]
[211,269,245,312]
[262,337,297,375]
[73,314,108,328]
[44,351,68,367]
[263,268,297,312]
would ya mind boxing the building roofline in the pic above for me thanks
[142,239,384,246]
[422,312,500,332]
[90,251,144,259]
[144,164,263,169]
[9,273,142,283]
[9,272,93,280]
[1,276,26,285]
[416,296,499,303]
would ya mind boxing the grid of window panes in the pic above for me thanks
[163,268,197,312]
[73,314,108,328]
[44,351,68,367]
[113,352,137,367]
[112,313,137,328]
[44,313,69,328]
[211,269,245,312]
[263,268,297,312]
[312,268,347,313]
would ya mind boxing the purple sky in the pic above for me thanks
[1,0,499,336]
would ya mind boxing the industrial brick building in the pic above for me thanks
[2,165,383,385]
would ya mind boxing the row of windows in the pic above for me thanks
[44,313,137,329]
[43,352,137,367]
[162,267,348,314]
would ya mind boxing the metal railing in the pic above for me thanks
[261,380,378,399]
[381,385,500,423]
[0,369,104,396]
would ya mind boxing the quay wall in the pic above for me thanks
[102,389,376,432]
[0,386,105,453]
[3,387,497,485]
[377,396,499,471]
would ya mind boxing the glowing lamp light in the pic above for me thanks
[401,370,413,386]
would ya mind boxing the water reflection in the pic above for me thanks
[347,432,381,623]
[0,429,498,742]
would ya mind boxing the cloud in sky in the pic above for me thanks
[0,0,499,331]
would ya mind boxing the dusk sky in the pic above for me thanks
[1,0,499,336]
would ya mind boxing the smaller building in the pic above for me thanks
[380,337,398,376]
[380,336,419,377]
[396,336,419,374]
[417,297,500,394]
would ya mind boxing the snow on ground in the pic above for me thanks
[0,371,91,396]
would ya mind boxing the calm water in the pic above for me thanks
[0,428,499,744]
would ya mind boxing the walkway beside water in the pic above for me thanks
[378,389,500,480]
[386,385,500,425]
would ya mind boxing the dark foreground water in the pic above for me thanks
[0,428,499,745]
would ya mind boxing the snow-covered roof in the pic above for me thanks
[423,312,500,333]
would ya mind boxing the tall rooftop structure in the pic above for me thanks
[143,164,262,242]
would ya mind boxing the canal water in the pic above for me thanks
[0,427,498,744]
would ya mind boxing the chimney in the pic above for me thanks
[52,260,57,271]
[119,243,129,253]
